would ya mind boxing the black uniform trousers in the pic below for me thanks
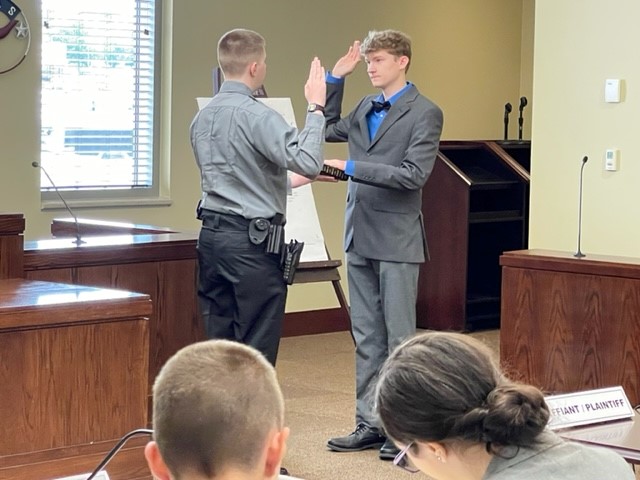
[197,210,287,365]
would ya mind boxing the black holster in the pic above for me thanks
[248,214,285,255]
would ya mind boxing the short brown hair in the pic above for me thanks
[217,28,266,77]
[360,29,412,72]
[152,340,284,478]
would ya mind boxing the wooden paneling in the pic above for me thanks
[0,213,25,279]
[24,239,204,393]
[0,279,151,480]
[500,249,640,405]
[24,231,350,396]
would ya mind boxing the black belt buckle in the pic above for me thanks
[249,218,270,245]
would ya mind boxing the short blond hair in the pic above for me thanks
[217,28,266,77]
[152,340,284,477]
[360,29,412,73]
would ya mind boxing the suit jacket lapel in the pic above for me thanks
[367,86,418,151]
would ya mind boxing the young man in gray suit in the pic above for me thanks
[323,30,443,460]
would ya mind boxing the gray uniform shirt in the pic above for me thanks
[190,81,325,219]
[483,430,634,479]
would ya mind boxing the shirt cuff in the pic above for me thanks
[345,160,355,176]
[326,72,345,84]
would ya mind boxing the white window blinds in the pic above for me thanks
[40,0,156,191]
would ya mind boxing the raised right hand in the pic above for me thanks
[331,41,361,78]
[304,57,326,106]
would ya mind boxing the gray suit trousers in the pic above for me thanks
[347,251,419,427]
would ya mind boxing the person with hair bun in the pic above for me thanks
[375,331,634,479]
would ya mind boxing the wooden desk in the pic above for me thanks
[24,233,203,406]
[0,278,152,480]
[559,414,640,464]
[500,249,640,405]
[52,217,178,237]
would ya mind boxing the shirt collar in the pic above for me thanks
[377,82,412,106]
[219,80,255,96]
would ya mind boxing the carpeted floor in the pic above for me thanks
[275,329,500,479]
[276,329,640,479]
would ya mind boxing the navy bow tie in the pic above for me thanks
[371,100,391,113]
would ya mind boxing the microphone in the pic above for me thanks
[503,102,512,140]
[574,155,589,258]
[518,96,528,140]
[85,428,153,480]
[32,161,85,246]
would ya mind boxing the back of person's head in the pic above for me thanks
[217,28,266,78]
[145,339,286,480]
[360,29,412,72]
[376,331,550,453]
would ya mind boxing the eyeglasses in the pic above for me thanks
[394,442,420,473]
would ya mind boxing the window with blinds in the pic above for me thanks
[40,0,158,195]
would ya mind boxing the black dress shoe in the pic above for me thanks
[280,467,290,476]
[379,438,401,460]
[327,423,386,452]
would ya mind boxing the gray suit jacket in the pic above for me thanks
[325,81,443,263]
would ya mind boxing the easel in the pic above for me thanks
[294,258,350,322]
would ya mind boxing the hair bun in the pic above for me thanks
[481,384,549,447]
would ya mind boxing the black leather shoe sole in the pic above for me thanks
[327,439,385,452]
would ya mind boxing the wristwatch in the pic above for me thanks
[307,103,325,113]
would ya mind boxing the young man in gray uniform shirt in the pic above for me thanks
[190,28,326,365]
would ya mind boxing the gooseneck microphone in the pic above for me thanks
[86,428,153,480]
[503,102,512,140]
[32,161,85,246]
[574,155,589,258]
[518,96,528,140]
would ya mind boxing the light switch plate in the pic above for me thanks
[605,79,621,103]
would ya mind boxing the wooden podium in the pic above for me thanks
[418,141,530,331]
[500,249,640,406]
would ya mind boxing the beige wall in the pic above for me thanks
[0,0,527,311]
[530,0,640,256]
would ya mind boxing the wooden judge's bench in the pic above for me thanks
[0,214,153,480]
